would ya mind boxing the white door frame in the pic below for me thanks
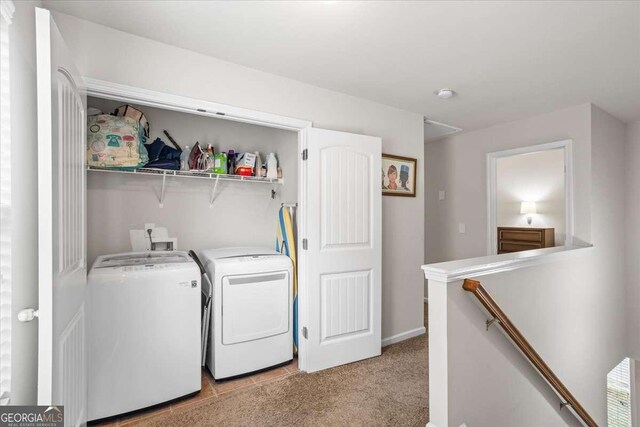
[83,78,314,370]
[486,139,574,255]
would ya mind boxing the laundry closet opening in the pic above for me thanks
[85,91,305,422]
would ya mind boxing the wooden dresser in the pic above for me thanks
[497,227,555,254]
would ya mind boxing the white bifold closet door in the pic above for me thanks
[36,7,87,425]
[303,128,381,372]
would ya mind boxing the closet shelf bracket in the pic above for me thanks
[158,172,167,208]
[209,175,221,208]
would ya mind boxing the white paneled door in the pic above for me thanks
[36,8,87,425]
[303,128,381,372]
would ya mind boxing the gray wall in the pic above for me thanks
[626,119,640,360]
[86,97,297,267]
[588,104,628,421]
[9,0,42,405]
[52,11,425,341]
[424,104,592,296]
[425,104,592,264]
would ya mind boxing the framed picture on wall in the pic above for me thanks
[382,153,417,197]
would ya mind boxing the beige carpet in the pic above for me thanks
[143,306,428,427]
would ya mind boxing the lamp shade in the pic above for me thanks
[520,201,537,215]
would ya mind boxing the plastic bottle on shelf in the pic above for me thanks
[266,153,278,179]
[254,151,262,177]
[207,145,214,171]
[180,146,190,171]
[227,150,235,175]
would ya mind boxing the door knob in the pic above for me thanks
[18,308,39,322]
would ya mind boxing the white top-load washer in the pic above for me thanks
[200,247,293,380]
[87,251,201,421]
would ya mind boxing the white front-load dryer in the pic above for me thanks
[200,247,293,380]
[87,251,201,421]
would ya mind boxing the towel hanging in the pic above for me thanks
[276,206,298,354]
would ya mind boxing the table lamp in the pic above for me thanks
[520,201,537,225]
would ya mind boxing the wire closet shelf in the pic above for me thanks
[87,166,283,208]
[87,166,284,184]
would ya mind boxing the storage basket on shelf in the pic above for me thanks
[87,113,148,169]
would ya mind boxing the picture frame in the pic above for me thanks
[382,153,417,197]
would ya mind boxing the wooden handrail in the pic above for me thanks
[462,279,597,427]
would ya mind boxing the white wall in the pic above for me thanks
[626,119,640,360]
[425,104,628,426]
[496,149,565,243]
[86,97,297,267]
[9,0,42,405]
[51,11,425,340]
[425,104,592,264]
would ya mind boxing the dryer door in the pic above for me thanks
[222,271,290,345]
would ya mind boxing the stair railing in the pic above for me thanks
[463,278,597,427]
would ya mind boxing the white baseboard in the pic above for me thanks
[427,422,466,427]
[381,326,426,347]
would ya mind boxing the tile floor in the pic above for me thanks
[90,358,299,426]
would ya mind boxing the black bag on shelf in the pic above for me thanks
[143,137,181,170]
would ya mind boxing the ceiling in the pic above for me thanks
[45,1,640,132]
